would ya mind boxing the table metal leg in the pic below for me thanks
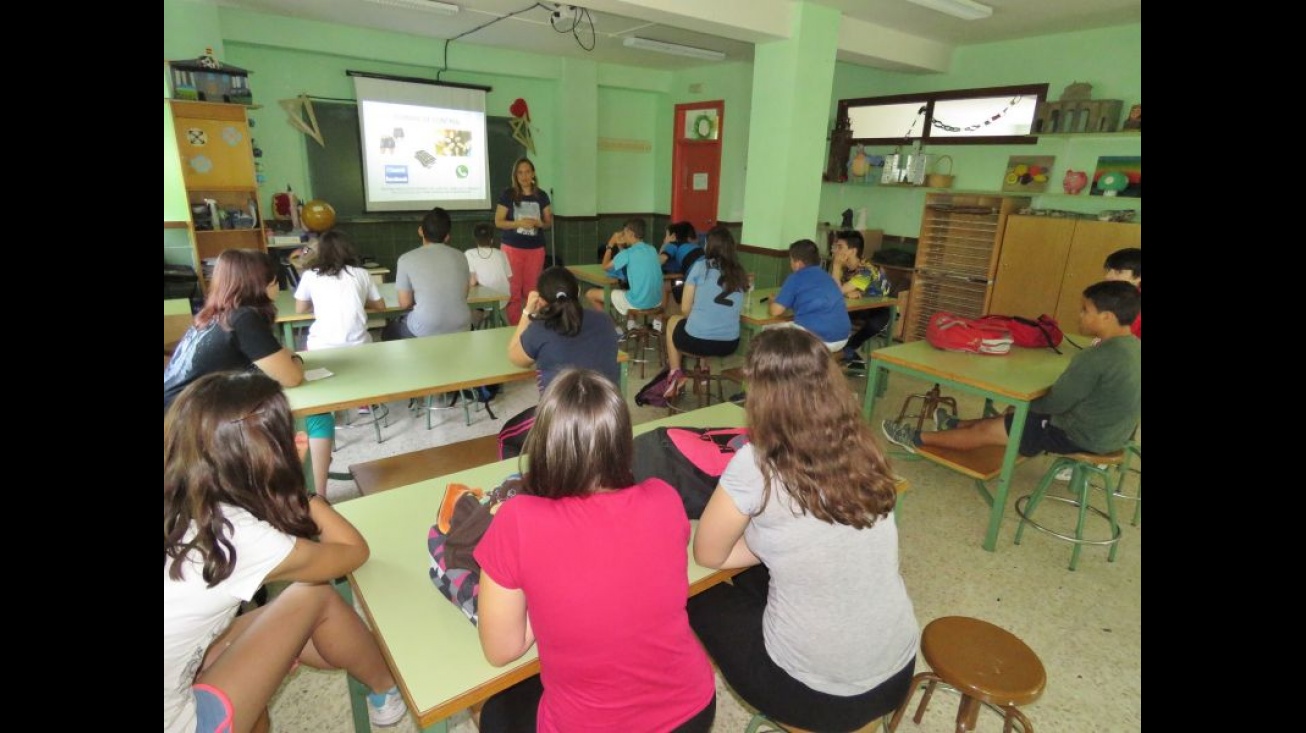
[983,401,1029,552]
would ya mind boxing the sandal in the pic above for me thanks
[663,369,685,400]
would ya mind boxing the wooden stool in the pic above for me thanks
[1014,450,1126,571]
[622,306,665,379]
[746,712,883,732]
[672,352,733,412]
[889,616,1046,733]
[896,384,957,433]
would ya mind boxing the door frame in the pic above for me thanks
[671,100,724,234]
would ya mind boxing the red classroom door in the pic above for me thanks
[671,101,723,235]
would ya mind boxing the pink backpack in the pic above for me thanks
[632,427,750,518]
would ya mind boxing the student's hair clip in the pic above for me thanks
[555,291,568,300]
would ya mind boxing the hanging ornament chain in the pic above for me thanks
[901,95,1025,137]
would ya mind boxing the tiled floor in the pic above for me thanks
[266,356,1142,732]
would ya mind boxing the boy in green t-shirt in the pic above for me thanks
[881,280,1141,457]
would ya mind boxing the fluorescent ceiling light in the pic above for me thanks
[905,0,992,21]
[364,0,460,15]
[623,37,725,61]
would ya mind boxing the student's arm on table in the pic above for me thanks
[255,348,305,388]
[295,298,313,314]
[693,485,760,570]
[266,495,370,584]
[478,570,536,666]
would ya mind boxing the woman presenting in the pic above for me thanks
[495,157,553,324]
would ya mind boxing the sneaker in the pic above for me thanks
[934,407,957,431]
[652,318,664,333]
[626,317,638,330]
[367,687,408,728]
[1054,466,1073,482]
[358,405,372,415]
[880,420,919,454]
[614,325,626,337]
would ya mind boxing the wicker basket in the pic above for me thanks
[925,155,955,188]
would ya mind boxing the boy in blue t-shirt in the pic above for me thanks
[586,217,663,322]
[771,239,852,351]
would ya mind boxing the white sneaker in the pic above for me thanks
[1054,466,1073,481]
[626,317,638,330]
[367,687,408,728]
[652,318,664,333]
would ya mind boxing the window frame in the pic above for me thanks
[838,83,1049,146]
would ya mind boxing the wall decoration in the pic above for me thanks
[1091,156,1141,198]
[1001,155,1055,193]
[509,98,536,154]
[1122,104,1141,130]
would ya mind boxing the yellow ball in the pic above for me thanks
[301,200,337,232]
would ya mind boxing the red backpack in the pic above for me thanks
[978,314,1064,353]
[925,312,1014,355]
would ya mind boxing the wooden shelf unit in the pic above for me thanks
[902,192,1029,342]
[168,100,266,291]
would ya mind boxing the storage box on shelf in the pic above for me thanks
[902,193,1030,343]
[168,100,266,292]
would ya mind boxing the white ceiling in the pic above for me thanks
[206,0,1141,72]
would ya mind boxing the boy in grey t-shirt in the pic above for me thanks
[383,207,471,339]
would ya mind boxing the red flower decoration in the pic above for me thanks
[509,98,530,121]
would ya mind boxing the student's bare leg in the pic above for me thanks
[586,287,606,311]
[665,315,685,371]
[309,437,332,499]
[919,416,1009,451]
[197,583,396,733]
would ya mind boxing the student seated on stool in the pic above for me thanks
[586,217,663,326]
[769,239,852,353]
[662,226,747,400]
[830,230,893,369]
[880,281,1141,460]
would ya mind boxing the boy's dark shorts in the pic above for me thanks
[1004,411,1086,458]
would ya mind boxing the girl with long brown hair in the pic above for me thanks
[164,249,303,413]
[164,372,406,732]
[689,327,918,732]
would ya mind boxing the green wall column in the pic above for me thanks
[740,1,839,249]
[556,57,598,217]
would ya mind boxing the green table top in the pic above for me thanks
[567,264,617,287]
[164,298,190,317]
[871,340,1072,402]
[739,287,896,327]
[335,402,747,728]
[275,284,507,324]
[286,327,531,416]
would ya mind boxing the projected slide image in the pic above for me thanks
[435,129,472,157]
[354,75,491,211]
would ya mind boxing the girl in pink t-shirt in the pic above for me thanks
[474,368,716,733]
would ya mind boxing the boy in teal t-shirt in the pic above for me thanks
[587,217,663,319]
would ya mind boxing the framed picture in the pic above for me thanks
[1000,155,1056,193]
[1091,156,1141,198]
[1122,104,1141,130]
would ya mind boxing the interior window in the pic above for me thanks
[839,84,1048,146]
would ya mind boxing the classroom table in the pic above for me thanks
[288,327,527,417]
[164,298,192,352]
[739,286,897,355]
[274,283,508,345]
[567,263,678,314]
[335,401,747,733]
[861,340,1073,552]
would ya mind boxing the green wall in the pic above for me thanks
[820,23,1143,237]
[166,0,1141,265]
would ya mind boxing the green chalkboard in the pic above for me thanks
[304,100,523,217]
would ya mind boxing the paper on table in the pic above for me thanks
[304,368,334,381]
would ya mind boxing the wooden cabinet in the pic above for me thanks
[168,100,265,291]
[902,192,1030,342]
[990,215,1141,337]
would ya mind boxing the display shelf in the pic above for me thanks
[1026,131,1140,140]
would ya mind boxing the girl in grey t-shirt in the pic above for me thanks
[688,327,918,732]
